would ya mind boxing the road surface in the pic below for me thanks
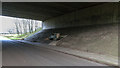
[0,36,10,40]
[2,38,107,66]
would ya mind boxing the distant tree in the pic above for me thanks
[30,20,34,33]
[14,18,41,35]
[35,21,38,31]
[14,19,20,35]
[14,18,23,35]
[8,29,14,34]
[27,19,34,33]
[28,19,31,33]
[18,21,22,34]
[22,19,28,34]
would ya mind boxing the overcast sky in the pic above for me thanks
[0,16,42,33]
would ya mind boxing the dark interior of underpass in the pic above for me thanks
[2,2,119,66]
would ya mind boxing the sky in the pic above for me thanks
[0,16,42,33]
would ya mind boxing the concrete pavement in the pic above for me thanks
[2,40,107,66]
[18,40,118,66]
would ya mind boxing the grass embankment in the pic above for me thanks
[5,28,42,40]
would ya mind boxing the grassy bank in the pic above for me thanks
[5,28,42,40]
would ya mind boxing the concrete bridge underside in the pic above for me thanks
[2,2,119,28]
[1,2,119,66]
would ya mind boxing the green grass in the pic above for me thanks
[5,28,42,40]
[26,28,42,37]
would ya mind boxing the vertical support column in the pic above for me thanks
[0,1,2,68]
[117,2,120,65]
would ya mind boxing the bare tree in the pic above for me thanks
[28,19,31,33]
[35,21,38,31]
[14,19,20,35]
[27,19,34,33]
[22,19,28,34]
[18,21,22,34]
[30,20,34,33]
[14,18,23,35]
[14,18,41,35]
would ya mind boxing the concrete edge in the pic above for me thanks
[45,46,118,66]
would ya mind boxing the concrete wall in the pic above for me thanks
[25,2,119,57]
[43,3,118,29]
[25,24,118,57]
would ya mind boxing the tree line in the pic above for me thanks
[14,18,41,35]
